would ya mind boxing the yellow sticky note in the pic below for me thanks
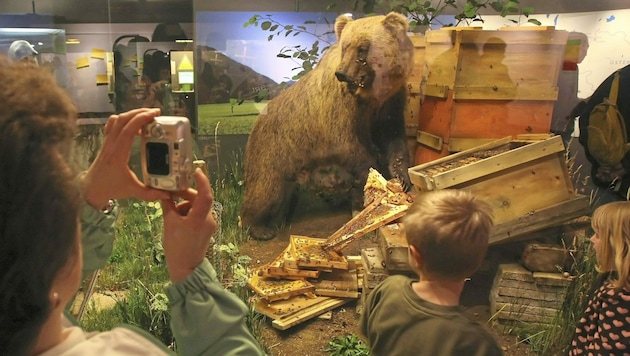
[76,57,90,69]
[91,48,106,60]
[96,74,109,85]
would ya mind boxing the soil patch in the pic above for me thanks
[239,193,533,356]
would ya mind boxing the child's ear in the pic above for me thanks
[408,245,423,269]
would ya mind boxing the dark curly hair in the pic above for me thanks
[0,56,81,355]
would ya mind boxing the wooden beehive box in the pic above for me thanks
[405,33,426,164]
[377,223,411,272]
[490,263,572,327]
[416,27,569,163]
[409,135,590,245]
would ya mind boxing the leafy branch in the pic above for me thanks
[243,13,335,80]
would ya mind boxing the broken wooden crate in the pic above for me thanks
[408,135,591,245]
[248,235,361,330]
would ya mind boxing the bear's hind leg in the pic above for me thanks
[241,176,294,240]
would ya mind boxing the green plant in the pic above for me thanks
[374,0,541,31]
[325,334,370,355]
[243,9,336,81]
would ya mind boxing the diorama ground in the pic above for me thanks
[238,193,535,356]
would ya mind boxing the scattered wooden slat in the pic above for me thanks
[260,244,321,279]
[248,271,315,302]
[271,297,352,330]
[254,294,325,320]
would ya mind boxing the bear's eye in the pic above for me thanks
[356,45,369,65]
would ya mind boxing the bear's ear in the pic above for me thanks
[334,14,353,40]
[383,11,409,34]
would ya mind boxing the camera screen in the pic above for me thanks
[146,142,170,175]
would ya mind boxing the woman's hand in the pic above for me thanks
[161,169,218,282]
[81,108,170,209]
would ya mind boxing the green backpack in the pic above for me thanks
[587,71,630,167]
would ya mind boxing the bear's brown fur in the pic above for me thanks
[241,12,414,240]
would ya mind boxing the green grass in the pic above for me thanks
[197,101,267,135]
[79,151,268,351]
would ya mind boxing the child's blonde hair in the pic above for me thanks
[403,189,493,280]
[591,201,630,290]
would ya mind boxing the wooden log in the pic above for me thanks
[521,243,568,273]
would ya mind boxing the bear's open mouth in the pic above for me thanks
[345,75,372,94]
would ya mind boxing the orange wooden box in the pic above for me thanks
[415,27,568,164]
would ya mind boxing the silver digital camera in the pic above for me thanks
[141,116,193,191]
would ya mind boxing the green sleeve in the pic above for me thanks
[165,259,264,356]
[80,201,118,278]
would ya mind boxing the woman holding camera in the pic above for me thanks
[0,58,263,355]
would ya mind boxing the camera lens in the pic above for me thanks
[150,124,164,138]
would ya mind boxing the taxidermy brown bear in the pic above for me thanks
[241,12,414,240]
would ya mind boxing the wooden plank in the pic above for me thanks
[417,130,443,151]
[497,216,590,244]
[533,272,573,287]
[254,294,327,320]
[430,136,566,190]
[515,133,555,141]
[457,155,576,224]
[448,138,499,153]
[271,298,352,330]
[453,86,558,101]
[489,195,591,245]
[410,136,513,190]
[424,84,450,98]
[491,293,564,310]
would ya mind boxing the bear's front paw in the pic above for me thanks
[249,225,277,241]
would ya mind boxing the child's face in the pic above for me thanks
[590,231,602,264]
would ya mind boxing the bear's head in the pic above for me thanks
[333,12,414,104]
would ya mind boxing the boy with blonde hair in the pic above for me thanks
[360,189,503,355]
